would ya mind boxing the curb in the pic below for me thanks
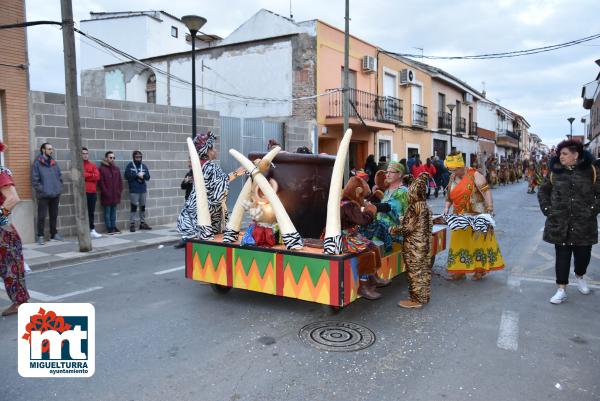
[28,238,180,271]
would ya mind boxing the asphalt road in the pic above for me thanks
[1,180,599,401]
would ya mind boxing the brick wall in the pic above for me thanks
[1,0,32,200]
[31,91,219,236]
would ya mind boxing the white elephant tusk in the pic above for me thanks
[229,149,303,249]
[223,146,281,242]
[186,137,212,228]
[323,129,353,254]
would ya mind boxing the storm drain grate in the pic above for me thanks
[298,321,376,352]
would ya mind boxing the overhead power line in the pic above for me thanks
[382,33,600,60]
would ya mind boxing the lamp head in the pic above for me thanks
[181,15,207,34]
[567,117,575,124]
[446,104,455,112]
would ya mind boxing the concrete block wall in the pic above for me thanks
[30,91,219,236]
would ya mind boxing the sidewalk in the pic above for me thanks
[23,224,181,271]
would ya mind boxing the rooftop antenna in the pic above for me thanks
[289,0,293,19]
[481,81,486,98]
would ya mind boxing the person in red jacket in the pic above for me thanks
[424,158,437,199]
[410,156,428,178]
[99,151,123,234]
[82,148,101,238]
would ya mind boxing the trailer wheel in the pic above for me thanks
[211,284,232,294]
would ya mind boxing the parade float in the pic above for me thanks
[184,129,447,309]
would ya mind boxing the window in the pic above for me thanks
[378,139,391,161]
[340,67,357,89]
[0,95,4,166]
[383,72,396,97]
[171,26,178,38]
[146,74,156,104]
[438,93,445,112]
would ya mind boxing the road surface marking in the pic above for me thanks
[507,276,521,288]
[28,287,103,302]
[497,310,519,351]
[153,266,185,275]
[536,249,553,261]
[513,275,600,289]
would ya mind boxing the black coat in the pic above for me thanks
[538,151,600,246]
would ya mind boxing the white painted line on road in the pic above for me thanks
[507,276,521,288]
[536,249,553,261]
[28,287,103,302]
[514,275,600,289]
[497,310,519,351]
[153,266,185,275]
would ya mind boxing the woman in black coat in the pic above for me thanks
[538,139,600,304]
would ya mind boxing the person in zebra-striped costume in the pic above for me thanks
[175,131,245,246]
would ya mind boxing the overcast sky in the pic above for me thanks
[24,0,600,146]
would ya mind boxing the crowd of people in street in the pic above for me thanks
[1,136,599,316]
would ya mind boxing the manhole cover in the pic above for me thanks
[298,321,375,352]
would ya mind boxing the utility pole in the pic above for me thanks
[61,0,92,252]
[343,0,350,182]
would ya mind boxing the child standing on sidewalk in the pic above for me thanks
[395,173,433,309]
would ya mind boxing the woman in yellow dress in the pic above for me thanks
[442,154,504,280]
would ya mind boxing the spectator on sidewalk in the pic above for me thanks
[82,147,101,239]
[377,156,388,173]
[125,151,151,232]
[174,161,194,249]
[99,151,122,234]
[180,160,194,202]
[0,140,30,316]
[31,142,63,245]
[407,154,418,175]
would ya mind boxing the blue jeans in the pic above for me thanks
[103,205,117,230]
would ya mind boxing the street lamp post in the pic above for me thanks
[567,117,575,140]
[182,15,207,139]
[581,117,587,139]
[447,104,456,155]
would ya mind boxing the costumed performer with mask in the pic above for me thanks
[177,131,245,242]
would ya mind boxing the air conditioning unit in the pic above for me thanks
[463,93,474,104]
[362,56,376,73]
[400,68,416,85]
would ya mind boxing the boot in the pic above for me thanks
[398,299,423,309]
[139,222,152,230]
[358,281,382,300]
[370,275,392,288]
[130,223,136,232]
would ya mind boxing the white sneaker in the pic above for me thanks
[90,229,102,239]
[575,275,590,295]
[550,288,567,304]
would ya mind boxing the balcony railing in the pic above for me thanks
[412,104,428,127]
[326,88,402,125]
[456,117,466,133]
[438,111,451,129]
[469,122,478,136]
[378,96,403,124]
[506,129,519,140]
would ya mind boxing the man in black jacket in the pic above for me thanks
[538,139,600,304]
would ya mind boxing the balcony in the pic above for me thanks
[412,104,428,127]
[438,111,451,129]
[469,122,478,136]
[378,96,403,124]
[326,88,402,126]
[456,117,466,133]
